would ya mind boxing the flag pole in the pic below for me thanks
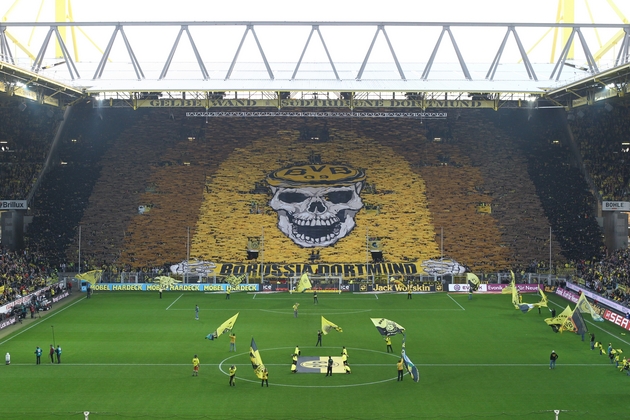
[186,226,190,284]
[260,227,264,284]
[549,226,552,282]
[365,228,370,287]
[51,325,56,348]
[78,225,82,274]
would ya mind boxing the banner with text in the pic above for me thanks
[0,200,27,210]
[89,283,259,292]
[140,98,491,109]
[447,283,542,293]
[217,262,432,278]
[602,201,630,211]
[603,310,630,331]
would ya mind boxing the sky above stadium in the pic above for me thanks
[4,0,629,25]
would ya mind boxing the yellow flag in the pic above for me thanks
[531,288,548,308]
[209,313,239,339]
[545,305,573,326]
[575,293,604,321]
[466,273,480,291]
[249,338,266,379]
[296,273,312,293]
[321,316,343,335]
[74,270,103,285]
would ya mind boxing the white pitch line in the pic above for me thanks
[1,362,615,368]
[165,293,184,310]
[375,294,378,300]
[0,296,86,346]
[447,293,466,310]
[252,294,256,299]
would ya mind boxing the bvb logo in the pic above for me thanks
[301,359,337,369]
[359,284,367,292]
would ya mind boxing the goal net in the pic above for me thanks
[289,274,343,293]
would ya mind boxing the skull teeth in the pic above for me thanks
[292,217,339,227]
[294,232,338,244]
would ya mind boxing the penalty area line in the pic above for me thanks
[447,293,466,310]
[165,293,184,310]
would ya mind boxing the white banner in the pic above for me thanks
[0,200,27,210]
[602,201,630,211]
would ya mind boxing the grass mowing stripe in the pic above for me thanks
[2,362,616,367]
[0,296,86,346]
[0,291,627,419]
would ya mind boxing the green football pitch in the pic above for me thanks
[0,290,628,420]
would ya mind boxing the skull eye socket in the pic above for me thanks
[324,191,354,204]
[278,192,308,203]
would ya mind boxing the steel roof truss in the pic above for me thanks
[225,25,274,80]
[31,27,54,74]
[382,26,406,81]
[94,26,144,81]
[0,26,15,65]
[445,26,471,80]
[119,26,145,81]
[160,26,184,80]
[550,28,598,81]
[550,29,576,81]
[575,28,599,74]
[158,25,208,80]
[292,25,340,81]
[184,26,209,80]
[291,25,315,81]
[160,25,208,81]
[487,26,537,81]
[32,26,80,80]
[422,26,471,81]
[614,27,630,66]
[357,25,405,81]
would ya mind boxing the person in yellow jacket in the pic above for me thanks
[229,365,237,386]
[397,359,404,381]
[192,355,200,376]
[385,336,393,353]
[261,368,269,387]
[291,354,298,373]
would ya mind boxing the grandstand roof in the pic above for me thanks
[2,1,630,109]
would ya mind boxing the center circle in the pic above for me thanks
[218,346,401,388]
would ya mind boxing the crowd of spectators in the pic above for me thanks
[0,98,62,200]
[0,245,56,307]
[25,102,140,265]
[577,248,630,307]
[0,96,627,288]
[506,109,604,263]
[569,103,630,201]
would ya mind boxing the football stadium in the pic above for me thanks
[1,1,630,419]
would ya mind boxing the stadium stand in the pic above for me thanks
[569,103,630,201]
[0,96,624,282]
[0,98,61,200]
